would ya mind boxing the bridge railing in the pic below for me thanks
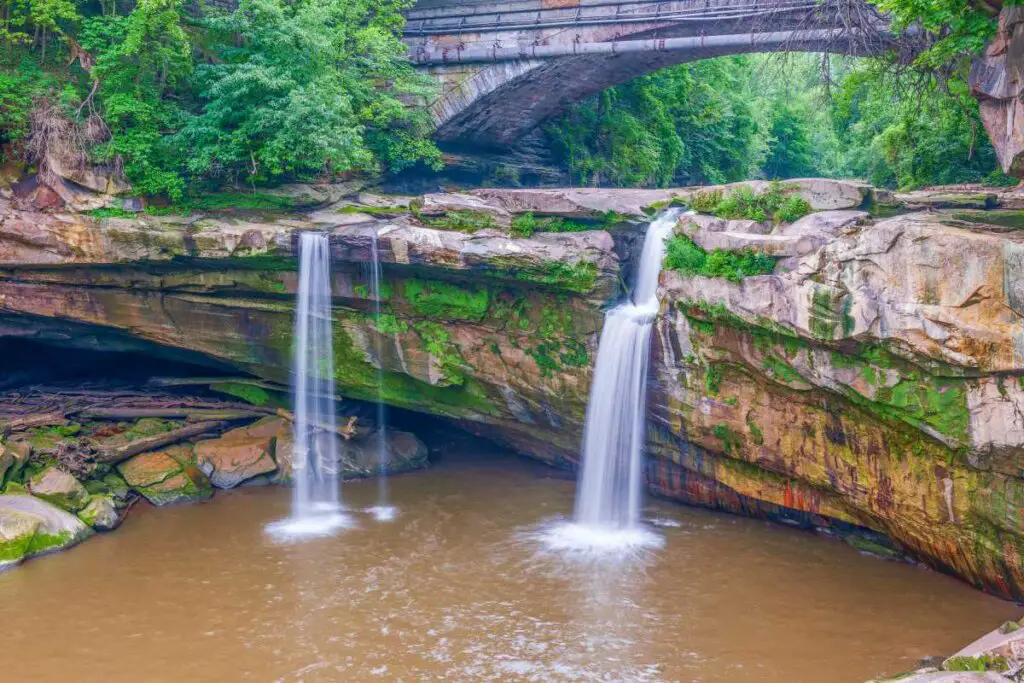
[403,0,839,35]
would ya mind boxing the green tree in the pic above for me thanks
[826,62,1005,188]
[178,0,438,186]
[79,0,192,198]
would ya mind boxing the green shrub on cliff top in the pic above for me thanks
[689,183,812,224]
[664,235,775,282]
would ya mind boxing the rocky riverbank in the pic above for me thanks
[5,176,1024,611]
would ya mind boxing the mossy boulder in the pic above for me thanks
[78,495,120,531]
[118,446,213,506]
[27,467,89,512]
[0,494,92,569]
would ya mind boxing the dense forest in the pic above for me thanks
[0,0,1015,196]
[545,55,1010,189]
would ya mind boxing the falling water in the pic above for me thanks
[540,210,680,553]
[367,231,396,522]
[266,232,349,538]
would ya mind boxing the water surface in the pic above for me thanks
[1,448,1016,682]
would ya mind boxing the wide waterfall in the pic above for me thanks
[266,232,349,538]
[367,231,397,522]
[541,210,680,552]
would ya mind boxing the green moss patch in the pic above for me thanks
[210,382,273,407]
[509,211,629,238]
[417,210,497,233]
[403,279,489,321]
[945,654,1008,672]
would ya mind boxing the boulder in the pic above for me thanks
[713,178,873,211]
[337,429,430,477]
[270,419,295,484]
[262,181,363,208]
[272,423,428,480]
[195,418,280,489]
[0,506,38,570]
[0,493,92,569]
[416,192,512,228]
[78,495,120,531]
[27,467,89,512]
[355,192,414,209]
[44,153,131,196]
[681,229,804,258]
[943,621,1024,671]
[874,672,1009,682]
[894,190,998,210]
[0,444,14,483]
[118,447,213,505]
[772,210,869,255]
[679,213,770,234]
[773,210,868,238]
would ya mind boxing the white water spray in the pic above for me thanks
[266,232,349,539]
[540,210,681,553]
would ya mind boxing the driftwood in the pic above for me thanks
[93,421,227,464]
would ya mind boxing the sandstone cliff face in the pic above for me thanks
[7,182,1024,599]
[0,192,619,465]
[651,208,1024,599]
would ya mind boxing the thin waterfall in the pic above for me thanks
[539,210,679,552]
[574,209,681,530]
[267,232,348,538]
[368,232,396,522]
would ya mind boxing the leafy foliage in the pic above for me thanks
[0,0,439,197]
[690,183,812,224]
[545,57,762,187]
[547,52,1009,191]
[825,61,1010,189]
[664,235,776,282]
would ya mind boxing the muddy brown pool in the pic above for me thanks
[0,449,1016,682]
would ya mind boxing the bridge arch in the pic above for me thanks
[404,0,893,149]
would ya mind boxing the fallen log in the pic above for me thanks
[75,407,270,422]
[0,411,69,435]
[275,409,359,440]
[93,420,227,464]
[147,377,288,392]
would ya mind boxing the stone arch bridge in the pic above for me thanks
[403,0,894,149]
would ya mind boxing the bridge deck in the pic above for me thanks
[405,0,857,36]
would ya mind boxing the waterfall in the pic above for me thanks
[540,210,679,552]
[266,232,349,538]
[368,231,396,522]
[574,209,680,529]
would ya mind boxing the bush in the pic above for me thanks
[664,235,775,282]
[688,183,812,224]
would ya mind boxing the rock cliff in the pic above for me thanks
[6,180,1024,601]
